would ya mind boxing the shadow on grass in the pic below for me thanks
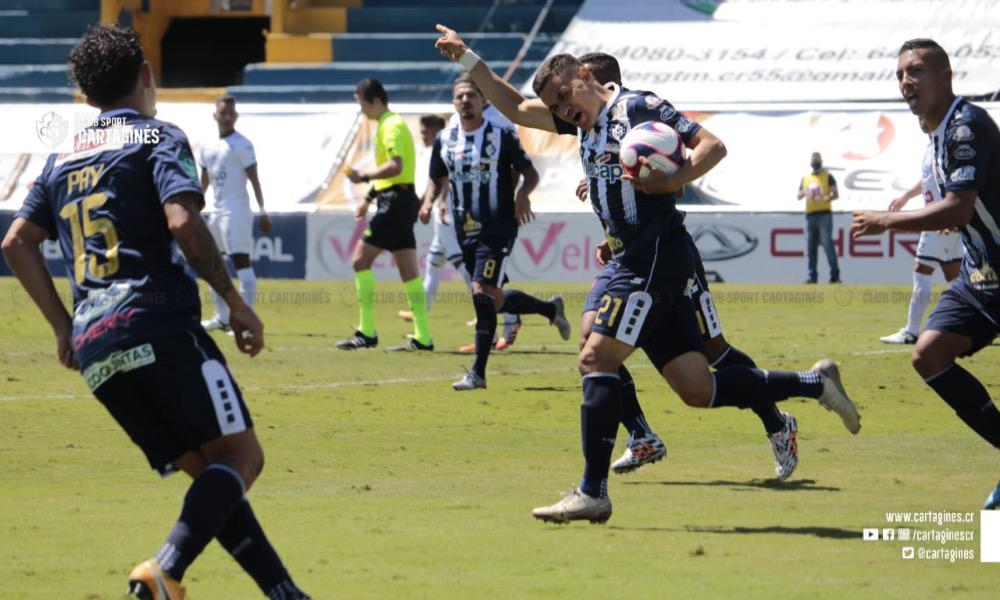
[520,386,580,392]
[608,524,858,540]
[623,478,841,492]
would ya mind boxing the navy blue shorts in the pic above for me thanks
[461,233,514,287]
[925,284,1000,357]
[89,328,253,475]
[589,232,712,369]
[364,187,419,252]
[584,262,616,314]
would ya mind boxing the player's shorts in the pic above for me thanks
[89,328,253,476]
[590,231,713,370]
[925,282,1000,357]
[916,230,963,267]
[461,233,514,287]
[429,204,463,263]
[583,262,616,314]
[206,209,253,256]
[364,185,419,252]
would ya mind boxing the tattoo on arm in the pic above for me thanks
[164,193,235,299]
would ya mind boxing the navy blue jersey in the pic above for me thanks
[15,109,204,369]
[429,120,532,241]
[554,84,701,260]
[931,97,1000,300]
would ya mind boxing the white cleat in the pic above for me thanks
[531,488,612,524]
[201,317,231,334]
[452,368,486,391]
[768,412,799,480]
[880,328,917,344]
[812,359,861,434]
[611,434,667,474]
[549,295,571,341]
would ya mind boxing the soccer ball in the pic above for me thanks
[619,121,685,180]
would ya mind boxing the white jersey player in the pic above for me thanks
[880,120,963,344]
[198,95,270,333]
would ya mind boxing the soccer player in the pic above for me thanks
[198,94,271,334]
[421,73,571,390]
[576,51,800,480]
[337,78,433,351]
[852,39,1000,508]
[879,118,962,344]
[435,25,861,524]
[1,25,308,598]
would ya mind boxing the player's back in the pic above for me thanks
[19,109,205,370]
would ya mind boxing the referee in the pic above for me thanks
[338,78,433,351]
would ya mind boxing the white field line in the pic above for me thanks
[0,346,915,402]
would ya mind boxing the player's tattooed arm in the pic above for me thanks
[852,189,976,237]
[435,25,556,132]
[1,218,75,369]
[163,192,236,299]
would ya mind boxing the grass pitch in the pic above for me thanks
[1,278,998,598]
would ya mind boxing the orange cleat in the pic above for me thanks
[126,559,185,600]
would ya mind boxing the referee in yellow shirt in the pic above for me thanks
[338,78,433,351]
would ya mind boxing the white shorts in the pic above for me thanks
[916,230,962,267]
[428,207,462,261]
[206,210,253,256]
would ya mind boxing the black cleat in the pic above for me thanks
[336,330,378,350]
[387,336,434,352]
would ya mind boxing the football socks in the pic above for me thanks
[355,269,377,337]
[926,363,1000,449]
[403,277,432,345]
[712,345,786,435]
[471,292,498,378]
[580,372,622,499]
[711,368,823,409]
[500,290,556,321]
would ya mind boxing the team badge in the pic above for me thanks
[952,125,974,142]
[609,122,627,141]
[483,143,497,157]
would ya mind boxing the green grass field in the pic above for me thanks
[1,278,998,598]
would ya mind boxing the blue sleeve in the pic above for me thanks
[149,123,204,204]
[428,136,448,180]
[14,159,56,239]
[630,93,701,145]
[942,117,990,193]
[503,129,532,172]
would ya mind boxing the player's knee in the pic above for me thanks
[577,347,618,375]
[911,346,941,378]
[428,251,446,268]
[702,336,728,365]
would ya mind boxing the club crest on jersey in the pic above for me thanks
[953,145,976,160]
[609,122,627,141]
[483,142,498,157]
[949,166,975,183]
[952,125,974,142]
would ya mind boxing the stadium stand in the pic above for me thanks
[0,0,97,102]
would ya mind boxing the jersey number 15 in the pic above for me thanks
[59,192,120,285]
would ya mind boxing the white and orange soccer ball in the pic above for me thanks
[619,121,685,180]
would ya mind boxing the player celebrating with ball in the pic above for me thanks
[435,25,861,524]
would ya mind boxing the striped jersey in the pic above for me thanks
[931,96,1000,298]
[554,83,700,260]
[920,140,943,204]
[429,119,532,240]
[14,109,204,369]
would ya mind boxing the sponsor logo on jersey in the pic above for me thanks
[462,213,482,235]
[584,154,624,182]
[659,105,677,123]
[952,125,974,142]
[970,262,999,291]
[950,166,976,183]
[953,145,976,160]
[452,167,492,184]
[83,342,155,391]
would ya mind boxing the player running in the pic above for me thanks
[199,94,270,335]
[853,39,1000,509]
[879,117,963,345]
[337,78,434,352]
[575,52,800,480]
[420,73,571,390]
[435,25,861,524]
[1,25,309,598]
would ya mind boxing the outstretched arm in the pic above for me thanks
[435,25,557,133]
[852,189,976,237]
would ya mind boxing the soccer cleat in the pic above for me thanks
[880,328,917,344]
[336,329,378,350]
[495,317,521,351]
[397,310,414,322]
[812,359,862,434]
[201,317,230,333]
[531,488,612,524]
[768,412,799,480]
[452,367,486,391]
[387,335,434,352]
[611,433,667,474]
[126,559,185,600]
[548,295,571,341]
[984,481,1000,510]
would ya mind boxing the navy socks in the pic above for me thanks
[926,363,1000,449]
[580,373,622,499]
[712,345,786,435]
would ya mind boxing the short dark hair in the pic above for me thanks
[216,93,236,108]
[898,38,951,71]
[355,77,389,105]
[453,72,483,96]
[68,25,145,106]
[578,51,621,86]
[531,54,582,96]
[420,114,446,130]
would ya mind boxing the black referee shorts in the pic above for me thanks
[364,185,419,252]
